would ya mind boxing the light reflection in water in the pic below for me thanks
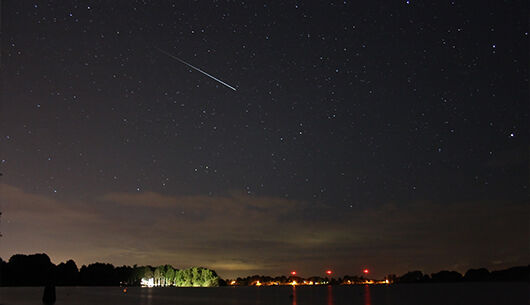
[140,287,153,305]
[291,286,297,305]
[327,285,333,305]
[364,285,371,305]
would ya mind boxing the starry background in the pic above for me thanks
[0,1,528,279]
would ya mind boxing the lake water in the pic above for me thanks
[0,283,527,305]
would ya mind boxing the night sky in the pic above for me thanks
[0,1,528,279]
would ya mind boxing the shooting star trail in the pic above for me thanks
[155,47,237,91]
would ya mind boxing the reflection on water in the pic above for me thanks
[363,285,371,305]
[0,283,527,305]
[327,285,333,305]
[140,287,153,305]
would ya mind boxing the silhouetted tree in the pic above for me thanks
[464,268,490,282]
[397,270,425,283]
[79,263,116,286]
[136,265,153,282]
[7,254,54,286]
[341,275,362,284]
[56,260,79,286]
[274,276,287,284]
[431,270,463,282]
[490,266,529,282]
[115,265,135,285]
[0,257,7,286]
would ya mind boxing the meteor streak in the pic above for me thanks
[155,47,237,91]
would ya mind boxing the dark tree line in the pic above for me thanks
[393,266,529,283]
[0,253,220,287]
[230,266,529,285]
[0,253,527,286]
[229,274,352,285]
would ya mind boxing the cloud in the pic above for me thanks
[0,184,100,225]
[101,190,301,213]
[209,260,264,271]
[0,183,527,278]
[99,190,304,228]
[100,191,178,208]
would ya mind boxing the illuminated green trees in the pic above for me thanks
[173,267,187,286]
[165,265,175,286]
[199,268,220,287]
[173,267,219,287]
[154,266,163,286]
[144,265,220,287]
[179,268,194,286]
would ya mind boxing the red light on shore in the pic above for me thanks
[326,270,332,275]
[363,269,369,274]
[291,271,297,275]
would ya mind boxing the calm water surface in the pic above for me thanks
[0,283,527,305]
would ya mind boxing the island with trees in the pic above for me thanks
[0,253,221,287]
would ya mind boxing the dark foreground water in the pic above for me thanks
[0,283,527,305]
